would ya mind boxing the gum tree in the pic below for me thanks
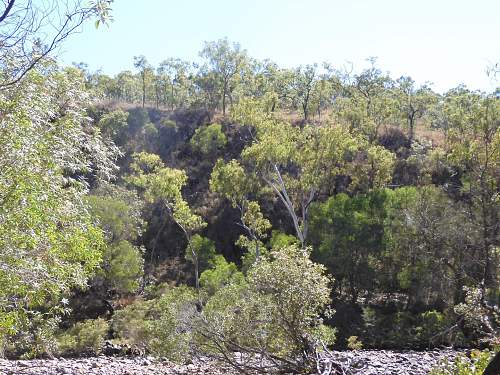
[126,152,206,290]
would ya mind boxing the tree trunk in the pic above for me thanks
[142,73,146,108]
[408,112,415,142]
[222,82,227,116]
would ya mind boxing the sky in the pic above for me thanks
[60,0,500,93]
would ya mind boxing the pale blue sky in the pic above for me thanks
[60,0,500,93]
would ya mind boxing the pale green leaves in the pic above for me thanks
[209,159,251,207]
[190,123,227,156]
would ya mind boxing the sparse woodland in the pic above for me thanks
[0,1,498,374]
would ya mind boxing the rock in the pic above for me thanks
[0,350,466,375]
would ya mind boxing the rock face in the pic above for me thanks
[0,350,462,375]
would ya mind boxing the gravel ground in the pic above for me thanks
[0,350,463,375]
[321,349,462,374]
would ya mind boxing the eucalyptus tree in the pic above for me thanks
[444,92,499,300]
[395,76,436,142]
[126,152,206,290]
[210,159,270,260]
[233,99,395,248]
[292,64,318,120]
[332,59,396,142]
[134,55,153,108]
[157,58,193,110]
[0,67,119,339]
[0,0,113,88]
[199,38,248,115]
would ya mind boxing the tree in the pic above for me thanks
[134,55,152,108]
[0,0,113,88]
[444,93,499,302]
[210,159,270,261]
[200,38,248,115]
[126,152,206,290]
[197,245,334,373]
[190,123,227,156]
[395,76,436,142]
[98,109,129,144]
[86,184,145,294]
[0,67,118,340]
[292,64,317,120]
[309,190,390,302]
[157,58,192,109]
[235,100,394,247]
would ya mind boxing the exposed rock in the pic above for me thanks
[0,350,463,375]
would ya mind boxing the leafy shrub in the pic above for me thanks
[3,313,61,359]
[105,240,144,294]
[361,307,457,349]
[113,286,198,362]
[147,286,198,361]
[347,335,363,350]
[199,255,244,297]
[56,318,109,355]
[430,349,496,375]
[190,123,227,155]
[196,245,335,373]
[112,298,152,353]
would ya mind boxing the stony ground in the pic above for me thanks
[322,349,461,374]
[0,350,462,375]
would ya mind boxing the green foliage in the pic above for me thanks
[113,286,198,362]
[111,298,152,353]
[210,159,252,206]
[309,190,390,299]
[268,230,299,250]
[56,319,109,356]
[104,241,144,294]
[86,185,145,294]
[199,255,244,297]
[197,245,334,373]
[430,350,496,375]
[98,109,129,142]
[361,307,454,348]
[0,67,117,343]
[190,123,227,156]
[126,152,206,289]
[186,234,216,273]
[86,186,144,243]
[199,38,248,114]
[347,335,363,350]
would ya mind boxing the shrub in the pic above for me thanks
[3,313,60,359]
[196,245,335,373]
[199,255,244,297]
[112,298,152,353]
[347,335,363,350]
[113,286,198,362]
[105,240,144,294]
[56,318,109,356]
[430,349,496,375]
[190,123,227,156]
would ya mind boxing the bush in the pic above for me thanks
[190,123,227,156]
[347,335,363,350]
[2,313,60,359]
[430,349,496,375]
[56,318,109,356]
[113,286,198,362]
[199,255,244,297]
[105,240,144,294]
[196,245,335,373]
[111,298,152,354]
